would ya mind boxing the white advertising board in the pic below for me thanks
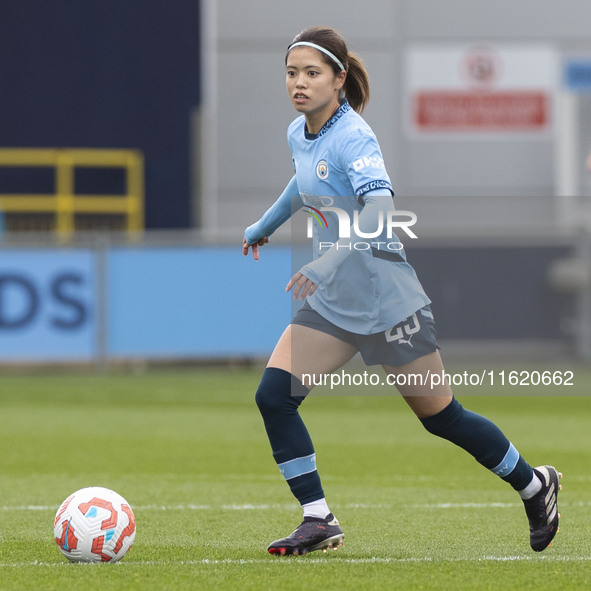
[405,44,558,135]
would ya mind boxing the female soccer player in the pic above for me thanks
[243,26,561,556]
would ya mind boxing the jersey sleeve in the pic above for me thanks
[244,175,303,244]
[342,129,393,197]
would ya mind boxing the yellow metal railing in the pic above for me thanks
[0,148,144,238]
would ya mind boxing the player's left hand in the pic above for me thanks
[286,272,317,300]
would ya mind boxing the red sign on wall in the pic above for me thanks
[414,91,549,131]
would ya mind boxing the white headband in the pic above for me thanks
[288,41,346,72]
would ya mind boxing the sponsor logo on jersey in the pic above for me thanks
[316,159,329,180]
[352,156,385,172]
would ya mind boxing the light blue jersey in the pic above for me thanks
[246,100,430,334]
[290,101,429,334]
[288,101,392,205]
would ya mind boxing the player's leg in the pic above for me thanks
[255,322,357,554]
[266,322,358,382]
[385,350,538,489]
[383,350,561,551]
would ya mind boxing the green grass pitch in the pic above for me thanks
[1,364,590,590]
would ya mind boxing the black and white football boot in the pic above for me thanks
[522,465,562,551]
[267,513,344,556]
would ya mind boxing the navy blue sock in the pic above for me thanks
[255,367,324,505]
[420,398,534,491]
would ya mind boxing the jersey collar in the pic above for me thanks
[304,100,351,140]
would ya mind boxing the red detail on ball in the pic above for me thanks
[54,494,75,527]
[79,497,118,530]
[113,504,136,554]
[91,535,112,562]
[55,519,78,552]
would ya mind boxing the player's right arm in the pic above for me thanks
[243,175,303,260]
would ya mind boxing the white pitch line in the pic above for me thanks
[4,501,590,512]
[407,502,518,509]
[0,503,389,512]
[1,555,591,568]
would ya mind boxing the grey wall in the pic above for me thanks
[203,0,591,238]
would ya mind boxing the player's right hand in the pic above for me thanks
[242,236,269,261]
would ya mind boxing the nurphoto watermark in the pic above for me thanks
[305,205,418,252]
[302,368,575,392]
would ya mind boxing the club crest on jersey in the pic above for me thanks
[316,159,329,180]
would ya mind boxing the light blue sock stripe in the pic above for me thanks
[490,443,519,477]
[278,453,317,481]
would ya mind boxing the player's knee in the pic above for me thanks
[255,367,308,416]
[255,380,283,415]
[419,397,464,436]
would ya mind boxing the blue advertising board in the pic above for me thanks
[0,245,292,363]
[0,241,568,364]
[564,59,591,92]
[106,246,291,358]
[0,250,96,360]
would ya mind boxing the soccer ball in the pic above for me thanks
[54,487,136,563]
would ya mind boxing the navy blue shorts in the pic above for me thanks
[291,302,439,367]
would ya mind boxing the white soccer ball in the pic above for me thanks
[54,486,136,563]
